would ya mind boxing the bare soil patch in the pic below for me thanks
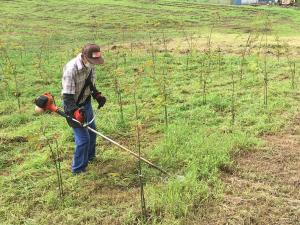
[190,113,300,224]
[104,34,300,57]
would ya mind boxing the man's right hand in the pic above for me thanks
[73,107,85,123]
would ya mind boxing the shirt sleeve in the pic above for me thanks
[62,67,76,95]
[90,68,99,96]
[63,94,78,114]
[91,68,96,86]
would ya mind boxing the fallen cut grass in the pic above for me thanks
[147,123,257,217]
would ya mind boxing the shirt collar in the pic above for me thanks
[75,53,85,71]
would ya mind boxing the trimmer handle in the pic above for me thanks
[56,109,68,118]
[35,92,100,128]
[56,108,83,126]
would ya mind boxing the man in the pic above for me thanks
[62,43,106,174]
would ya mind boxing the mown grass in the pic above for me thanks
[0,0,299,224]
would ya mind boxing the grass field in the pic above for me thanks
[0,0,299,224]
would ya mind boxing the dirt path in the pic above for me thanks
[192,114,300,225]
[105,34,300,57]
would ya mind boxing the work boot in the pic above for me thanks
[88,157,97,163]
[72,168,86,175]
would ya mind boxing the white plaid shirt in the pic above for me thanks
[61,53,96,104]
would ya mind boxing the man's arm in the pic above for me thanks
[90,68,106,108]
[90,68,99,95]
[62,67,78,114]
[63,94,78,115]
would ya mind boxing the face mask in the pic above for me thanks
[85,61,95,69]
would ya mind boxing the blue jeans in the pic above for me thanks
[72,101,97,173]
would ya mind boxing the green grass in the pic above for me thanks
[0,0,299,224]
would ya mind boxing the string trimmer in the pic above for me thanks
[34,92,169,176]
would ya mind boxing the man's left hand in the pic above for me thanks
[94,92,106,108]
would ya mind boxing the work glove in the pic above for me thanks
[94,92,106,108]
[73,107,85,123]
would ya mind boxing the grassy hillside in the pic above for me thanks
[0,0,299,224]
